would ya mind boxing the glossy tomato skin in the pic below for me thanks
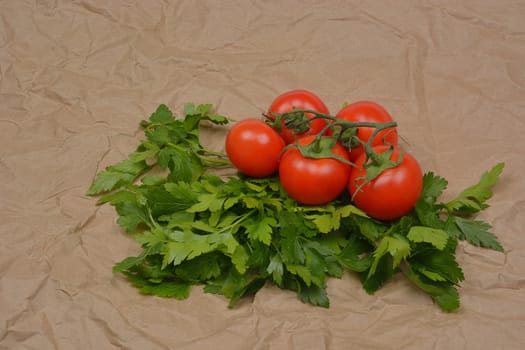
[348,145,423,221]
[225,118,285,178]
[268,89,330,144]
[336,101,398,162]
[279,135,351,205]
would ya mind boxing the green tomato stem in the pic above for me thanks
[282,109,397,160]
[290,109,397,133]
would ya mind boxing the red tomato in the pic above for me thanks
[279,135,351,205]
[225,118,285,178]
[267,89,330,144]
[336,101,398,162]
[348,145,423,221]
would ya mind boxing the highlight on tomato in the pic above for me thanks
[336,101,398,162]
[267,89,331,144]
[279,135,352,205]
[225,118,285,178]
[348,145,423,221]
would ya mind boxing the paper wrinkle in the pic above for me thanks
[2,1,525,349]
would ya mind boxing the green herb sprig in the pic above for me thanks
[87,104,504,311]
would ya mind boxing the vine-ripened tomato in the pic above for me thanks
[336,101,398,162]
[225,118,285,178]
[279,135,351,205]
[267,89,330,144]
[348,145,423,221]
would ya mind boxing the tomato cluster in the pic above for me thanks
[225,89,423,221]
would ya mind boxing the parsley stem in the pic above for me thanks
[202,148,229,158]
[216,209,257,234]
[200,156,232,167]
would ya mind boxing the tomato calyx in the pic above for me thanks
[284,135,354,167]
[265,108,312,135]
[351,145,404,200]
[263,112,283,133]
[338,127,360,149]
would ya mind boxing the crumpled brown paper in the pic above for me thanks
[1,1,524,349]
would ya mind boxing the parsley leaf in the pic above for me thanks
[174,254,224,281]
[183,103,230,131]
[297,282,330,308]
[407,226,449,250]
[406,267,460,312]
[350,215,388,242]
[204,269,266,308]
[123,272,191,299]
[360,254,394,293]
[420,172,448,204]
[302,204,366,234]
[115,201,151,232]
[337,235,373,272]
[369,234,411,276]
[149,104,175,124]
[280,233,306,265]
[244,216,277,245]
[453,217,504,252]
[446,163,505,214]
[410,249,464,284]
[86,156,154,196]
[267,254,285,286]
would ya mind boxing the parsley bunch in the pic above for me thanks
[87,104,504,311]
